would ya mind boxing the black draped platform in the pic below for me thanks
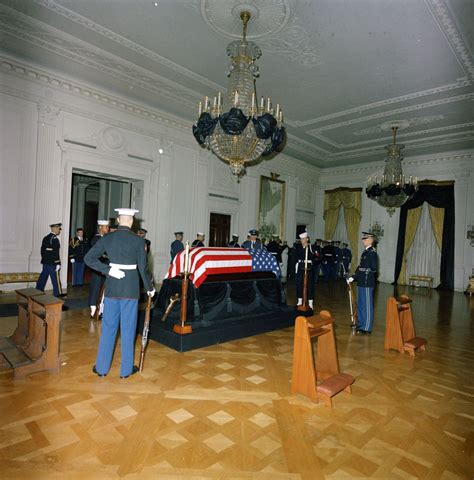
[137,272,297,352]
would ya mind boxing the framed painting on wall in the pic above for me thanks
[258,175,286,240]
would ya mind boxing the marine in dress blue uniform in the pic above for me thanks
[170,231,184,262]
[69,227,88,287]
[241,229,264,250]
[36,223,64,297]
[295,232,316,309]
[321,240,336,282]
[88,220,110,317]
[267,235,282,261]
[342,243,352,275]
[85,208,154,378]
[227,234,240,248]
[348,232,378,334]
[191,232,205,248]
[313,238,322,283]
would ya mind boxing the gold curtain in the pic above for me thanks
[324,189,361,269]
[399,205,423,285]
[428,205,444,251]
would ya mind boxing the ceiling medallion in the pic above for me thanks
[192,10,286,179]
[366,122,418,217]
[200,0,291,39]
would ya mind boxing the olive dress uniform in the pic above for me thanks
[36,231,63,297]
[85,226,152,377]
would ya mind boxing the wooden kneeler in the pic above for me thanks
[384,295,427,356]
[10,288,45,346]
[291,311,354,407]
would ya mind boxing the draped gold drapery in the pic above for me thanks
[324,189,362,269]
[428,205,444,251]
[399,205,423,285]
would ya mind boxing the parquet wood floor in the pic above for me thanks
[0,281,473,479]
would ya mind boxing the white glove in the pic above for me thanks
[147,288,156,297]
[109,266,125,279]
[55,264,61,272]
[70,258,75,264]
[347,277,354,284]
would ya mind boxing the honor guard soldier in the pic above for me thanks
[342,242,352,275]
[267,234,282,262]
[85,208,155,378]
[88,220,110,318]
[191,232,205,247]
[69,227,88,287]
[137,228,151,254]
[170,231,184,261]
[228,234,240,248]
[334,241,343,279]
[347,232,378,335]
[36,222,66,297]
[313,238,323,283]
[295,232,316,310]
[321,240,335,282]
[242,229,264,250]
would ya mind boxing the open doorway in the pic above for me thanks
[209,213,231,247]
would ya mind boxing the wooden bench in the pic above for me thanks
[408,275,433,288]
[292,311,354,408]
[0,272,40,292]
[9,288,45,346]
[384,295,427,357]
[0,294,64,379]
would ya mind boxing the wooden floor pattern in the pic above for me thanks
[0,281,473,479]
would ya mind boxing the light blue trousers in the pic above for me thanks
[357,286,374,332]
[95,297,138,377]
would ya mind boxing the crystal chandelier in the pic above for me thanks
[192,11,286,178]
[366,126,418,217]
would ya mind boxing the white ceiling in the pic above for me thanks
[0,0,472,167]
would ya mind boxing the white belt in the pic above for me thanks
[110,263,137,270]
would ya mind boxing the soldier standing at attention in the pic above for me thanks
[313,238,322,283]
[267,234,281,260]
[170,231,184,261]
[88,220,110,318]
[295,232,316,310]
[347,232,378,335]
[342,242,352,275]
[241,229,264,250]
[36,222,66,297]
[69,227,88,287]
[334,240,343,279]
[227,234,240,248]
[85,208,155,378]
[191,232,205,247]
[137,228,151,254]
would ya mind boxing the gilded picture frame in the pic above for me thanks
[258,175,286,240]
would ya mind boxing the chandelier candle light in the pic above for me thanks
[192,11,286,178]
[366,124,418,217]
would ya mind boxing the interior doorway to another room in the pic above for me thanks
[209,213,231,247]
[296,224,307,240]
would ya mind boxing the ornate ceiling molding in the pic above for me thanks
[353,115,446,136]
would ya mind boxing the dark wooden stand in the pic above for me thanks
[9,288,45,346]
[291,311,354,407]
[384,295,427,356]
[173,273,192,335]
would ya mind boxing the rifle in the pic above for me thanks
[139,295,153,372]
[173,242,192,334]
[342,264,357,335]
[161,293,180,322]
[94,281,105,322]
[297,246,311,312]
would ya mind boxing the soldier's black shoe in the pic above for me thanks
[92,365,107,377]
[120,366,139,379]
[58,294,68,298]
[62,305,69,311]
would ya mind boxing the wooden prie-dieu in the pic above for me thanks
[291,311,354,407]
[384,295,427,356]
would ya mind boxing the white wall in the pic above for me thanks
[0,57,320,289]
[319,153,474,291]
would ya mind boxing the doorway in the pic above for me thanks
[209,213,231,247]
[296,224,307,239]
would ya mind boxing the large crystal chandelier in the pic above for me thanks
[192,11,286,178]
[366,125,418,217]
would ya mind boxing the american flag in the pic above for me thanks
[165,247,280,288]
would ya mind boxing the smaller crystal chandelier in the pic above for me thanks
[192,11,286,179]
[366,124,418,217]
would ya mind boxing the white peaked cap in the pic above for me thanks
[299,232,309,239]
[114,208,139,216]
[197,232,205,236]
[97,220,109,226]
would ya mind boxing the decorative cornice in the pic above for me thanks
[37,100,60,125]
[353,115,446,136]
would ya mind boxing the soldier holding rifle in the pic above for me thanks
[295,232,316,311]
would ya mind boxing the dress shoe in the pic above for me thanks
[120,366,139,379]
[92,365,107,377]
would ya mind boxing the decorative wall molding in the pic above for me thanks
[37,100,60,126]
[353,115,446,136]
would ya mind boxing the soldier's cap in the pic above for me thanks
[50,223,62,228]
[272,234,279,238]
[299,232,309,239]
[174,231,184,236]
[232,233,239,238]
[361,231,376,239]
[248,229,258,236]
[316,238,322,241]
[97,220,109,226]
[197,232,205,237]
[115,208,139,217]
[76,227,84,231]
[138,228,147,233]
